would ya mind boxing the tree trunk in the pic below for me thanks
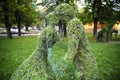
[106,31,109,42]
[14,10,21,36]
[16,0,21,36]
[59,20,63,41]
[63,22,67,37]
[92,0,101,38]
[25,26,29,31]
[93,18,98,37]
[25,24,29,31]
[18,18,21,36]
[3,0,12,39]
[5,23,12,39]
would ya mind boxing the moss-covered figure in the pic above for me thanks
[46,11,58,26]
[54,3,75,21]
[96,28,108,42]
[65,18,98,80]
[10,26,58,80]
[10,18,97,80]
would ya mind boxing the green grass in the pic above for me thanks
[89,41,120,80]
[0,34,120,80]
[0,36,38,80]
[87,34,120,80]
[53,36,120,80]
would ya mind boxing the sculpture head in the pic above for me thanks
[38,26,58,49]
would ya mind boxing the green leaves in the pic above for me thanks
[67,18,98,79]
[77,7,93,24]
[54,3,75,21]
[46,11,58,25]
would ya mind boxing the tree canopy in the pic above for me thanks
[0,0,38,38]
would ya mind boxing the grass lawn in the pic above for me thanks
[88,34,120,80]
[0,36,38,80]
[89,40,120,80]
[0,34,120,80]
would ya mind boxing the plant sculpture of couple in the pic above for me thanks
[10,18,98,80]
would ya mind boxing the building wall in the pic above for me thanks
[84,22,120,33]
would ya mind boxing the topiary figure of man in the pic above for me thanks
[10,26,58,80]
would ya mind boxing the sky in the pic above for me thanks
[36,0,42,3]
[36,0,85,9]
[76,0,85,9]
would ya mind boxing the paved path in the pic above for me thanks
[109,41,120,44]
[0,33,40,36]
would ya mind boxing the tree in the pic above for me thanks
[98,0,120,41]
[85,0,120,40]
[76,7,93,24]
[83,0,102,37]
[92,0,102,37]
[0,0,38,38]
[14,0,22,36]
[15,0,37,35]
[1,0,15,39]
[22,3,37,31]
[0,1,4,25]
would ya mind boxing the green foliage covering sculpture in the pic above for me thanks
[96,25,118,42]
[54,3,75,21]
[10,26,58,80]
[10,18,98,80]
[46,11,58,26]
[54,3,75,40]
[66,18,98,79]
[96,27,108,42]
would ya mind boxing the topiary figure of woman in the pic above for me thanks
[64,18,98,80]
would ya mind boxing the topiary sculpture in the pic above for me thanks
[54,3,75,40]
[46,11,58,26]
[65,18,98,80]
[54,3,75,22]
[10,26,58,80]
[10,18,97,80]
